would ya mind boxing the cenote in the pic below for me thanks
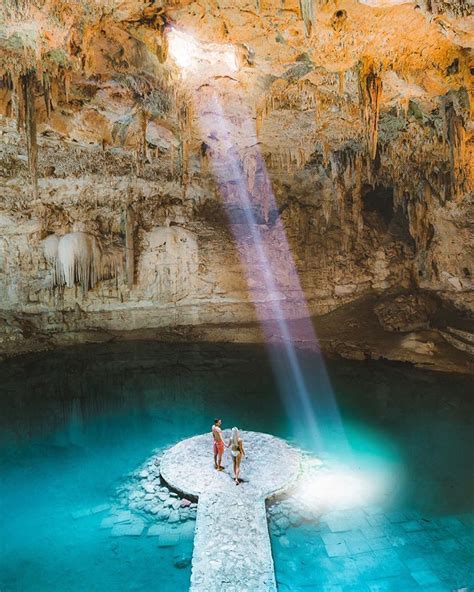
[0,342,472,592]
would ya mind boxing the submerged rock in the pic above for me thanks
[173,555,192,569]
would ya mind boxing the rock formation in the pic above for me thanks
[0,0,472,370]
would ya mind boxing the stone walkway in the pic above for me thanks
[160,431,301,592]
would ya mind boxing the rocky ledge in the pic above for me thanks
[2,291,472,375]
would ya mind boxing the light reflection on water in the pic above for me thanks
[0,342,472,591]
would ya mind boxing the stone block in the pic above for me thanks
[169,509,180,523]
[111,521,145,537]
[147,524,168,536]
[157,533,180,547]
[367,537,392,551]
[410,569,442,586]
[100,515,119,529]
[367,575,419,591]
[436,538,462,553]
[71,503,109,519]
[325,541,349,557]
[113,510,132,523]
[401,520,424,532]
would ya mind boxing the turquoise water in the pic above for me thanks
[0,342,472,591]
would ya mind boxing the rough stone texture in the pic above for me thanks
[161,431,301,592]
[0,0,473,370]
[440,326,474,355]
[374,293,438,332]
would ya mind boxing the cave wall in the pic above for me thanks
[0,128,413,336]
[0,0,473,349]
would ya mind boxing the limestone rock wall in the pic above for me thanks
[0,150,413,335]
[0,0,472,354]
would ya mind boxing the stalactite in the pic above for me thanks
[322,142,331,167]
[443,100,467,199]
[256,107,263,137]
[170,143,176,176]
[257,79,317,136]
[352,154,364,239]
[299,0,315,36]
[322,199,332,225]
[338,71,345,96]
[156,32,168,64]
[262,176,270,225]
[64,70,71,104]
[19,71,38,199]
[101,246,124,288]
[178,103,192,187]
[124,206,135,286]
[244,151,258,196]
[393,185,402,210]
[13,75,24,132]
[135,108,147,175]
[57,232,101,292]
[200,142,211,175]
[41,234,61,286]
[1,73,12,116]
[335,181,345,227]
[359,63,382,160]
[365,153,373,187]
[41,232,123,295]
[181,138,189,187]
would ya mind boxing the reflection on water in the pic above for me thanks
[0,342,472,591]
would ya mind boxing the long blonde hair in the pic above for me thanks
[231,427,240,448]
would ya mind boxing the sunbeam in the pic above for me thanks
[168,28,348,454]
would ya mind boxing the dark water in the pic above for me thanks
[0,342,472,591]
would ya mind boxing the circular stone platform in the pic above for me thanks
[160,430,301,499]
[160,431,302,592]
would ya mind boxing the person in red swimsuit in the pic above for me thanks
[212,418,225,471]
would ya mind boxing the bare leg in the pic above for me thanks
[217,450,224,470]
[236,455,241,483]
[232,456,238,483]
[214,452,218,469]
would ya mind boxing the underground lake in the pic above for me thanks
[0,342,472,592]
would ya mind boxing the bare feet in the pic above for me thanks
[218,466,225,471]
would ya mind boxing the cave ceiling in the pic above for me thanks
[0,0,472,205]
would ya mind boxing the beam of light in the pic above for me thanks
[167,29,238,78]
[168,29,348,454]
[294,462,400,513]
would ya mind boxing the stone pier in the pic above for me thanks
[160,431,301,592]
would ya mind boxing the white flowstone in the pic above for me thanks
[160,431,301,592]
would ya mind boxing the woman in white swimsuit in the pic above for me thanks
[228,427,245,485]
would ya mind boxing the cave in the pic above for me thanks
[0,1,473,591]
[362,185,394,225]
